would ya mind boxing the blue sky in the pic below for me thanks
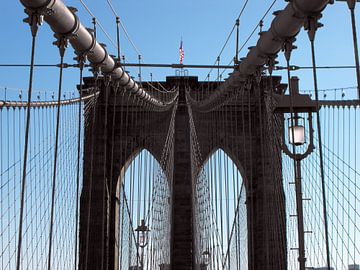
[1,0,360,100]
[1,1,360,269]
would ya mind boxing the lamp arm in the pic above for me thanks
[299,112,315,159]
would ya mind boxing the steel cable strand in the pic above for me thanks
[99,0,181,109]
[219,0,278,79]
[46,37,69,270]
[191,1,278,112]
[204,0,250,81]
[187,98,217,264]
[74,56,85,269]
[0,92,99,109]
[15,14,40,270]
[298,142,328,267]
[84,76,101,270]
[106,84,119,270]
[232,88,241,270]
[100,77,111,269]
[264,91,288,270]
[309,27,332,270]
[256,77,271,269]
[305,140,360,249]
[300,152,348,268]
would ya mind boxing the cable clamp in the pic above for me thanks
[304,15,323,42]
[282,38,297,62]
[53,35,69,58]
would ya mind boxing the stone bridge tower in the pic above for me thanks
[78,76,286,270]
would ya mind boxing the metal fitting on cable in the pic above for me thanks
[345,0,356,9]
[21,0,55,34]
[53,35,69,58]
[283,38,297,62]
[305,15,323,42]
[266,55,278,76]
[104,74,112,88]
[74,53,87,70]
[53,7,80,57]
[23,9,43,37]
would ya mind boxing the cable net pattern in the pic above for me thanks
[117,102,176,270]
[0,91,92,269]
[279,104,360,270]
[188,94,248,270]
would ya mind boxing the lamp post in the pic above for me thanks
[200,250,211,270]
[135,219,150,269]
[273,77,319,270]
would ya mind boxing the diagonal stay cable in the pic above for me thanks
[105,0,142,56]
[205,0,250,80]
[220,0,278,78]
[78,0,118,50]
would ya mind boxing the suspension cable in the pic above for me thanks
[16,11,40,270]
[47,35,68,270]
[78,0,118,49]
[307,17,331,270]
[205,0,250,80]
[74,54,86,270]
[219,0,277,78]
[84,75,100,270]
[101,77,110,269]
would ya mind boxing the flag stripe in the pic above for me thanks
[179,40,184,64]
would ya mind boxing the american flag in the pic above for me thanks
[179,40,184,65]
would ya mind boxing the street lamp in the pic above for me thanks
[273,77,318,159]
[200,250,211,270]
[288,115,306,146]
[135,219,150,248]
[135,219,150,269]
[273,76,319,270]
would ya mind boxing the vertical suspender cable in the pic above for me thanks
[256,76,270,270]
[47,36,67,270]
[354,105,357,263]
[346,1,360,99]
[16,13,39,270]
[223,103,230,269]
[307,18,331,270]
[233,90,240,270]
[106,20,123,268]
[118,89,126,268]
[85,76,99,270]
[122,92,132,268]
[218,114,224,261]
[74,56,85,270]
[107,85,118,270]
[240,87,246,270]
[85,19,99,269]
[285,44,306,270]
[247,87,255,270]
[102,78,110,270]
